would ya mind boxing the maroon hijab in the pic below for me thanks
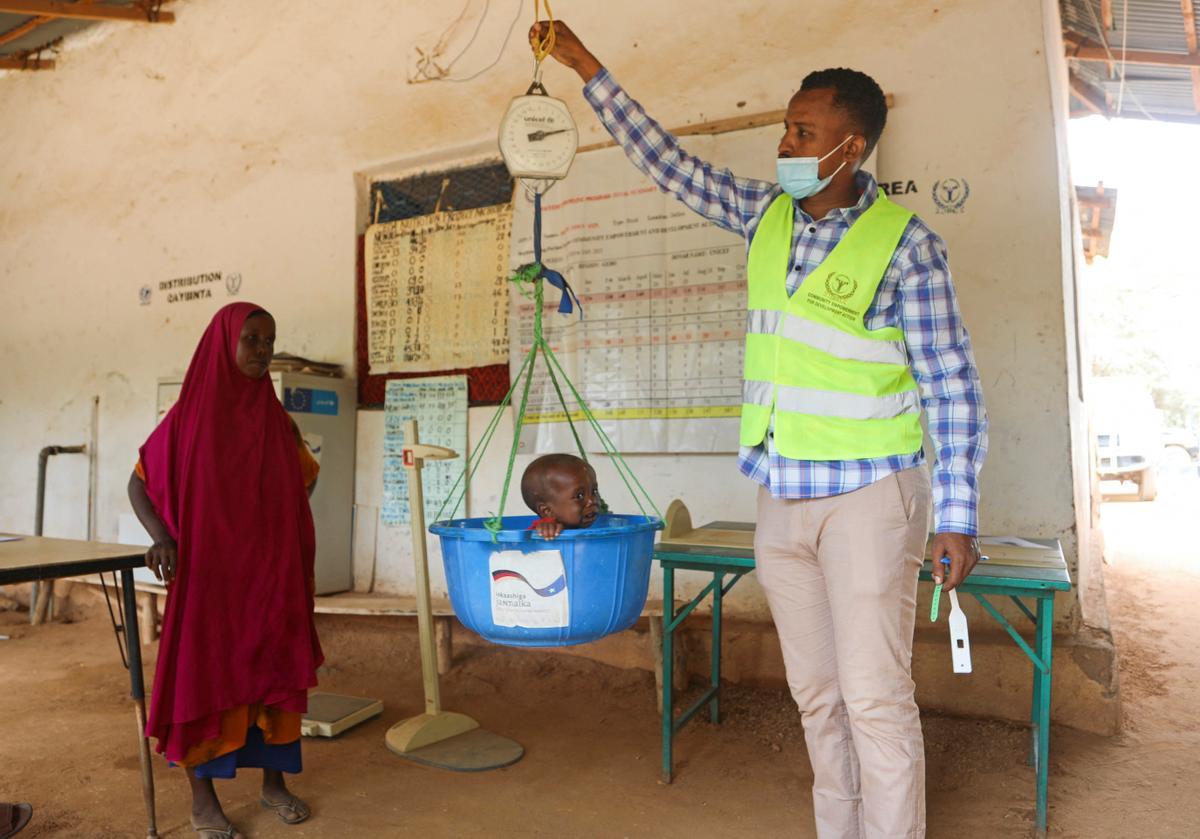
[140,302,322,762]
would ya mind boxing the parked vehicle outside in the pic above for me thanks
[1092,377,1164,501]
[1162,426,1200,479]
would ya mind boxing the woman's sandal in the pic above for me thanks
[0,802,33,839]
[189,818,242,839]
[259,793,311,825]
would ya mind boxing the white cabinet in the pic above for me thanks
[153,372,355,595]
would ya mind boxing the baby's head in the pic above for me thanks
[520,454,601,529]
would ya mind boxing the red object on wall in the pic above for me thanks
[355,234,510,407]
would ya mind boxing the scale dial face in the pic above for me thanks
[499,94,578,180]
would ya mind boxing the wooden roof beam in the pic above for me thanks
[0,13,50,46]
[1066,34,1200,68]
[0,54,54,69]
[1182,0,1200,113]
[0,2,173,23]
[1069,72,1110,117]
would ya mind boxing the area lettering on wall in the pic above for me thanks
[878,180,919,196]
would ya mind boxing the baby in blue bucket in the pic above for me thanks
[520,454,602,540]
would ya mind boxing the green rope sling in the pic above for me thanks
[433,263,662,539]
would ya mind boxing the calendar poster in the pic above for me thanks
[381,376,468,525]
[366,205,512,375]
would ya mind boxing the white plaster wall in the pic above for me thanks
[0,0,1086,620]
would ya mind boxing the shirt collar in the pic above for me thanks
[799,170,879,225]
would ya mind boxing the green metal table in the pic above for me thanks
[654,506,1071,838]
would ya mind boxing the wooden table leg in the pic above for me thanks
[138,593,158,647]
[649,615,664,713]
[435,617,452,676]
[121,569,158,839]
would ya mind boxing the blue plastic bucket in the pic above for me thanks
[430,514,663,647]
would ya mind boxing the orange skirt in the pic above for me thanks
[179,704,302,768]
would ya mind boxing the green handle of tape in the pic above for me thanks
[930,583,943,622]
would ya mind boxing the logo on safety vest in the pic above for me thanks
[824,272,858,300]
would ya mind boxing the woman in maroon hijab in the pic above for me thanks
[128,303,323,838]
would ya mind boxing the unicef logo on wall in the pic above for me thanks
[932,178,970,214]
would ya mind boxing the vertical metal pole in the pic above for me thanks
[661,563,675,784]
[1035,596,1054,837]
[404,420,441,716]
[32,445,85,625]
[121,568,158,838]
[710,571,723,724]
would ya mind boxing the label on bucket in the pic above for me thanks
[489,550,569,629]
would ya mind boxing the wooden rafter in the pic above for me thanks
[0,54,54,69]
[0,13,50,46]
[1069,72,1110,116]
[1065,32,1200,68]
[577,94,896,155]
[1182,0,1200,113]
[0,1,173,23]
[1101,0,1116,75]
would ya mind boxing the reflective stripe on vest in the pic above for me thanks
[740,192,925,461]
[743,379,920,421]
[746,309,908,366]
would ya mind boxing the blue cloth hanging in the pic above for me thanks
[533,192,582,318]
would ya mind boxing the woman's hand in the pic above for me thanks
[146,538,178,584]
[128,469,177,584]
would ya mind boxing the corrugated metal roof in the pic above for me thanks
[1062,0,1199,124]
[0,15,91,57]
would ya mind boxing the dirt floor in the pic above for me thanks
[2,477,1199,838]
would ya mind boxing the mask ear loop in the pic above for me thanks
[818,135,856,163]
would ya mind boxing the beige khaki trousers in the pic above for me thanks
[755,467,932,839]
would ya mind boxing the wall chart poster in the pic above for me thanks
[366,204,512,375]
[509,125,780,454]
[381,376,468,526]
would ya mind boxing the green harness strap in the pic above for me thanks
[433,266,662,541]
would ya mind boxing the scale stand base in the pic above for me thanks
[386,712,523,772]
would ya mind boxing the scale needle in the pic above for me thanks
[527,128,570,141]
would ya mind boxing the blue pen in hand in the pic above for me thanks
[930,557,951,622]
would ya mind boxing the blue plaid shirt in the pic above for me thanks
[583,69,987,535]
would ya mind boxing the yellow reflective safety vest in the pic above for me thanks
[740,192,924,460]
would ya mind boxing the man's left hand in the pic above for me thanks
[929,532,980,591]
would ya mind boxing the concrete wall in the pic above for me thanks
[1,2,1094,633]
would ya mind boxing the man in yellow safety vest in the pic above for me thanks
[536,20,988,839]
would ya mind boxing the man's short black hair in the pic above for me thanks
[800,68,888,158]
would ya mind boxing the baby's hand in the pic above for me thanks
[536,519,564,540]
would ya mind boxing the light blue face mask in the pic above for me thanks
[776,135,853,200]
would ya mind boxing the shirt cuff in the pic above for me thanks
[933,500,978,536]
